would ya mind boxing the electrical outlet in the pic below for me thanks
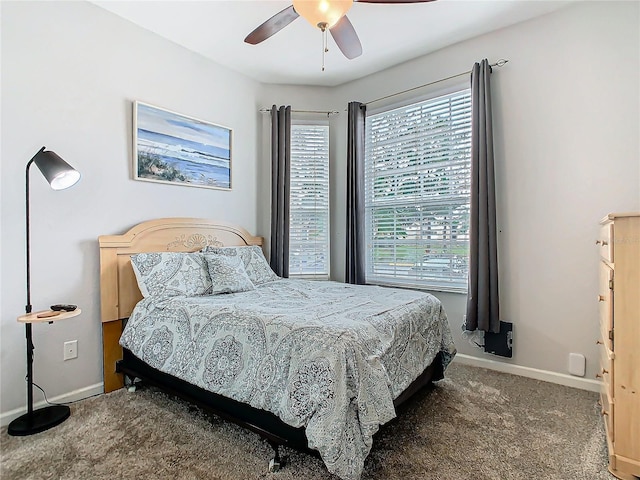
[63,340,78,361]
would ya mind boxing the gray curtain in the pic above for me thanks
[346,101,366,285]
[270,105,291,278]
[465,59,500,333]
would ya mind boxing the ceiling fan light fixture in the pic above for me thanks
[293,0,353,29]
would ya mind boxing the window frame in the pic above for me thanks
[288,119,331,280]
[364,83,472,294]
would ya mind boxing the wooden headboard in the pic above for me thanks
[99,218,263,393]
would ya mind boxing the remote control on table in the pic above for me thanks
[50,304,77,312]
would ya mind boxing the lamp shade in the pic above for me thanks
[32,149,80,190]
[293,0,353,29]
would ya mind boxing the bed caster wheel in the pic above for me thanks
[268,457,280,472]
[125,375,141,392]
[267,441,284,473]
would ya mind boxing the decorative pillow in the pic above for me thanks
[202,245,279,285]
[204,253,255,294]
[130,252,212,298]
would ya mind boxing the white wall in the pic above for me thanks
[260,1,640,382]
[1,1,262,417]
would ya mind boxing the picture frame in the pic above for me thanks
[133,101,232,190]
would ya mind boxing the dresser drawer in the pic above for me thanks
[597,341,614,394]
[598,262,614,349]
[599,390,614,442]
[597,223,614,262]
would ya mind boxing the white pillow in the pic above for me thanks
[130,252,212,298]
[204,253,255,294]
[202,245,279,285]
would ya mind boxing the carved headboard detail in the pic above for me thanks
[166,233,224,250]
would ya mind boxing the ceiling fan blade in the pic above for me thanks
[329,15,363,60]
[244,5,300,45]
[355,0,436,3]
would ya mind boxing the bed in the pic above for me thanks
[99,218,456,480]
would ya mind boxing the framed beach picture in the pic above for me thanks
[133,101,232,190]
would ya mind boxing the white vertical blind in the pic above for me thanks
[289,124,330,277]
[364,89,472,292]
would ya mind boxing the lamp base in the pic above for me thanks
[7,405,70,436]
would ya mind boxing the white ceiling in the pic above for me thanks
[92,0,573,87]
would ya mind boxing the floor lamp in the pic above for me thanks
[7,147,81,436]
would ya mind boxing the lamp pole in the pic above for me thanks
[25,148,42,316]
[24,150,40,418]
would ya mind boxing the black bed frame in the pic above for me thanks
[117,348,445,469]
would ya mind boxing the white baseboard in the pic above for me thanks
[452,354,601,393]
[1,383,104,427]
[1,358,599,427]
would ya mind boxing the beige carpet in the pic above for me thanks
[1,363,614,480]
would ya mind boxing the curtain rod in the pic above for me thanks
[365,59,509,106]
[259,108,340,116]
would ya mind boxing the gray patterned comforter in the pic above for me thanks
[120,279,456,480]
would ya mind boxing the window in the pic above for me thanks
[289,124,330,278]
[364,88,472,292]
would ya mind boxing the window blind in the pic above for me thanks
[289,124,330,277]
[364,89,472,292]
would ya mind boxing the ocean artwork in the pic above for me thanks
[133,102,232,190]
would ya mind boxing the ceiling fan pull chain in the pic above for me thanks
[323,31,326,72]
[321,23,328,72]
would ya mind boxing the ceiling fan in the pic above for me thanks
[244,0,435,61]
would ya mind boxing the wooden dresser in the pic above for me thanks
[597,213,640,480]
